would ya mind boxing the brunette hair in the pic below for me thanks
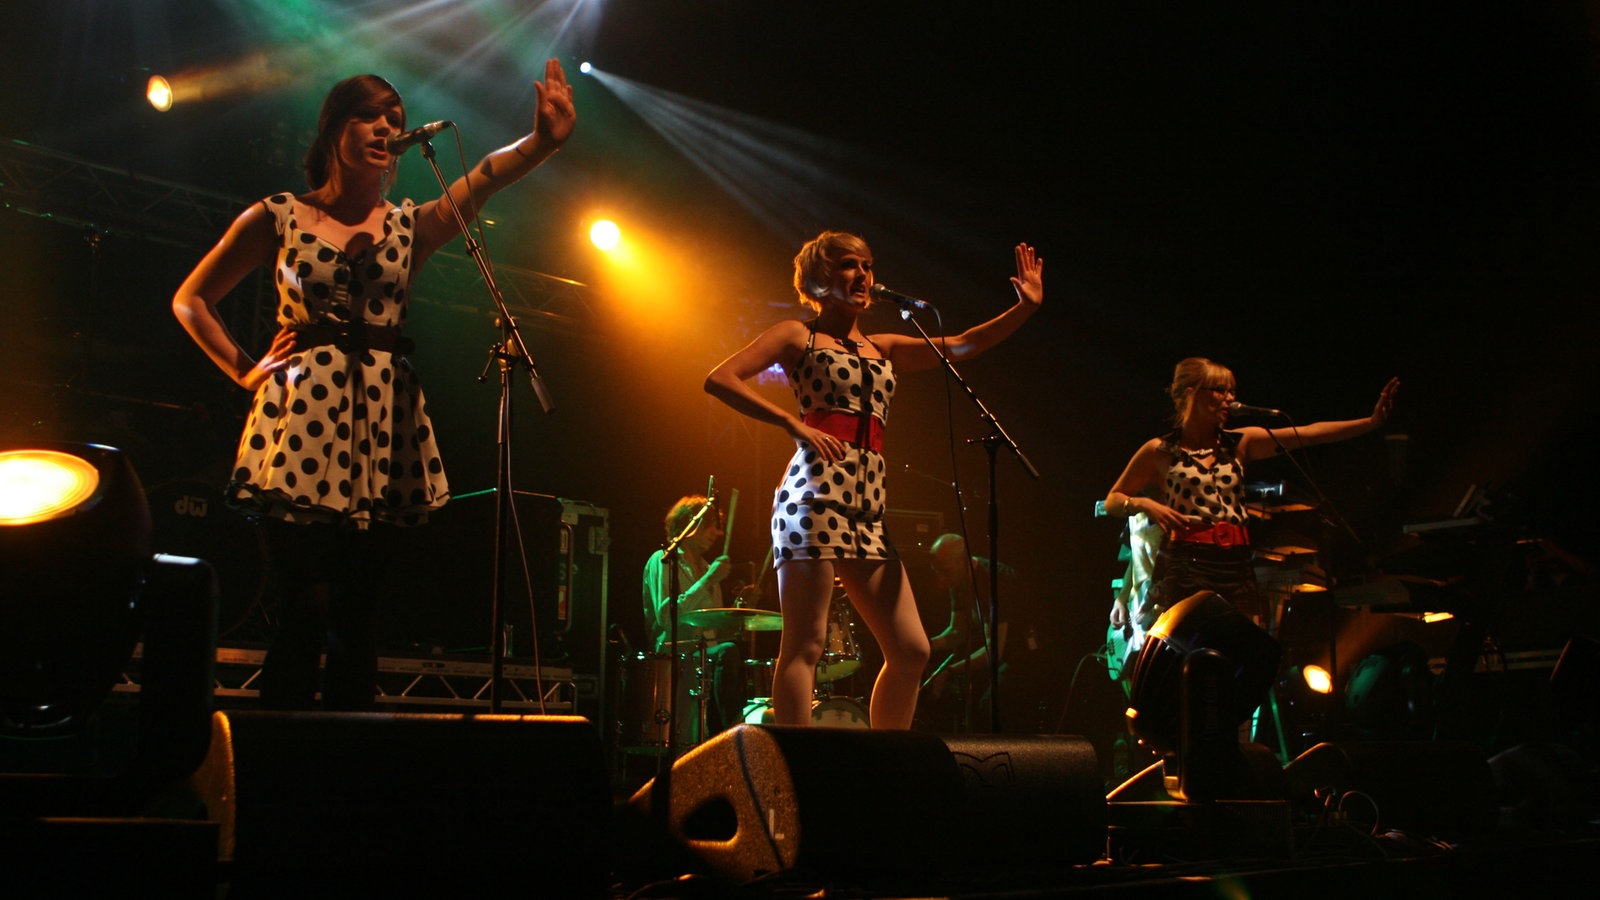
[663,495,713,540]
[302,74,404,191]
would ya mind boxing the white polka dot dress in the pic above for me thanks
[226,193,450,527]
[771,329,897,564]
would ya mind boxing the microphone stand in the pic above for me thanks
[417,140,555,713]
[1255,418,1368,756]
[898,307,1038,733]
[650,492,717,820]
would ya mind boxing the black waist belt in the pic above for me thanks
[290,322,413,355]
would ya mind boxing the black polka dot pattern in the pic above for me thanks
[227,193,448,527]
[770,340,897,563]
[1159,430,1248,525]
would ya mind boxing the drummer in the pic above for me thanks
[641,494,742,733]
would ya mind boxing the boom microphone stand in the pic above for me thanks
[416,139,555,712]
[899,305,1039,734]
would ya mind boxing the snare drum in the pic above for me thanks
[615,650,707,749]
[741,696,870,729]
[817,602,861,684]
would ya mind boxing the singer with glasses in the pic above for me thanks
[171,60,576,709]
[1104,357,1400,626]
[705,232,1043,728]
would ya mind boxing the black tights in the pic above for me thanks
[257,519,396,710]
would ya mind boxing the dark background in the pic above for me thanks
[4,1,1597,729]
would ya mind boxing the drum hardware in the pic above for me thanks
[816,600,861,684]
[146,478,271,640]
[615,643,711,752]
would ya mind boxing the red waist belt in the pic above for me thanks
[804,409,884,453]
[1173,521,1251,549]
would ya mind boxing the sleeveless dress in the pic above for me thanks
[770,326,898,563]
[1149,428,1263,621]
[1159,428,1250,526]
[226,192,450,527]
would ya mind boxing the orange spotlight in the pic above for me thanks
[145,51,297,111]
[1300,664,1334,695]
[0,449,101,525]
[146,75,174,112]
[589,219,621,252]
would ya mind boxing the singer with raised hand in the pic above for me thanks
[170,60,576,710]
[1105,357,1399,626]
[705,232,1043,729]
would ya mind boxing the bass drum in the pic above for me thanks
[146,478,268,639]
[741,696,870,729]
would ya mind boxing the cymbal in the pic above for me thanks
[680,607,783,632]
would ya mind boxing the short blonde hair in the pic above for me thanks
[1168,357,1235,426]
[792,231,872,312]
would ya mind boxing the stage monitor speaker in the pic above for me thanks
[629,725,1105,884]
[191,710,610,897]
[1283,740,1498,840]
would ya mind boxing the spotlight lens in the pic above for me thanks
[1302,664,1334,695]
[579,61,592,75]
[147,75,173,112]
[590,219,621,251]
[0,450,101,525]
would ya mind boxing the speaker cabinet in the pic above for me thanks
[629,725,1105,883]
[191,711,610,897]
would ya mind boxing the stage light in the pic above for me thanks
[0,443,151,733]
[580,61,593,75]
[0,449,101,524]
[589,219,621,251]
[135,51,298,113]
[1123,591,1282,801]
[1301,664,1333,694]
[1270,663,1337,761]
[1343,641,1435,741]
[146,75,174,112]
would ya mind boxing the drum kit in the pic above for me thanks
[614,596,870,754]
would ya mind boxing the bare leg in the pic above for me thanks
[839,560,930,729]
[772,560,835,725]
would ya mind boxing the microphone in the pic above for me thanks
[1228,401,1283,417]
[386,120,454,154]
[869,283,933,311]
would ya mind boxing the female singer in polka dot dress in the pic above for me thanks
[1105,358,1399,626]
[172,60,576,708]
[706,233,1043,729]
